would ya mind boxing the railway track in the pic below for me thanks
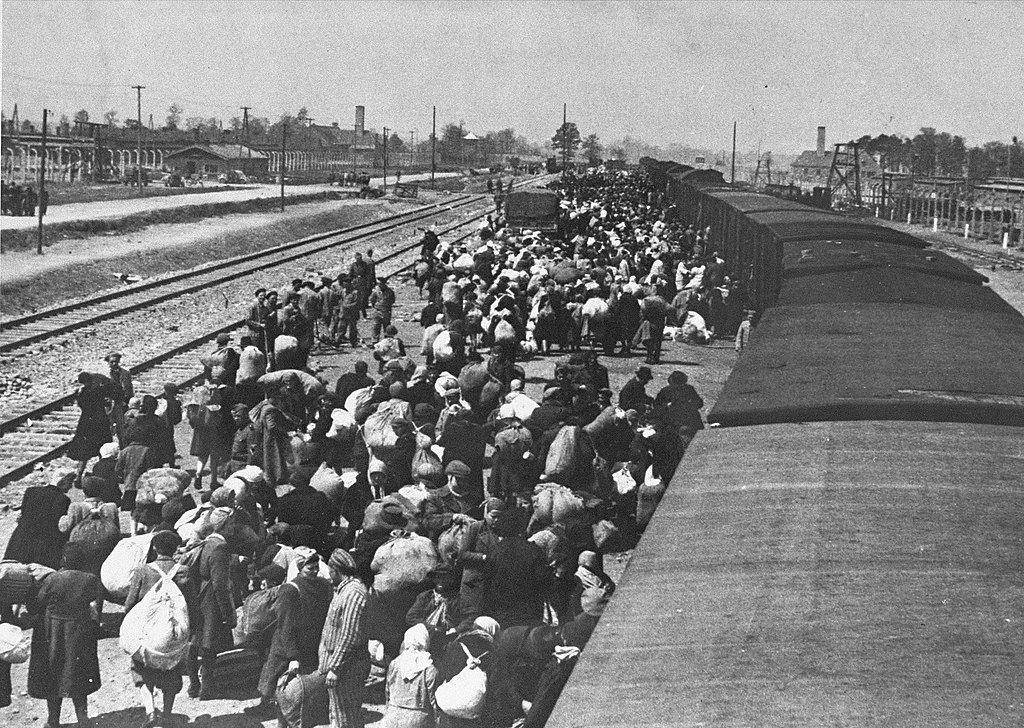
[0,194,480,354]
[0,176,550,485]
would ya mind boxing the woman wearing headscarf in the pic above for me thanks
[435,617,499,728]
[4,470,74,570]
[380,624,439,728]
[66,372,113,485]
[27,542,104,728]
[249,548,333,718]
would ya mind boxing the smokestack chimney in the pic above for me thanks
[355,106,365,135]
[817,126,826,157]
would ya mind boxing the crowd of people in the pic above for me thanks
[1,180,48,217]
[1,169,743,728]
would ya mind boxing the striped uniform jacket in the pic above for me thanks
[318,575,369,673]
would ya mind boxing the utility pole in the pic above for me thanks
[241,106,251,177]
[280,123,287,212]
[431,106,436,189]
[383,126,389,193]
[731,121,737,184]
[409,130,415,169]
[37,108,48,255]
[133,85,145,192]
[562,103,567,178]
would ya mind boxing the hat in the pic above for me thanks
[105,352,122,363]
[385,359,405,372]
[381,503,407,527]
[216,333,232,346]
[99,442,119,459]
[636,366,653,380]
[445,460,471,478]
[443,381,462,396]
[389,381,406,399]
[231,403,250,417]
[385,324,398,336]
[328,548,357,575]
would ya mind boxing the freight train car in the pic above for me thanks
[546,171,1024,728]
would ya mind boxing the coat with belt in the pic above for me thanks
[192,534,236,652]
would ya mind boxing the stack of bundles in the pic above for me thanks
[411,430,444,487]
[544,425,596,491]
[370,530,439,595]
[259,369,326,401]
[66,502,121,576]
[101,533,156,604]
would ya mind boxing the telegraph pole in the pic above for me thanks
[241,106,251,177]
[431,106,436,189]
[280,123,287,212]
[383,126,389,193]
[133,85,145,192]
[409,130,415,170]
[562,103,567,178]
[730,121,737,184]
[37,108,48,255]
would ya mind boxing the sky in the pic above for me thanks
[2,0,1022,154]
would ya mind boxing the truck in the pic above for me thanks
[504,188,562,237]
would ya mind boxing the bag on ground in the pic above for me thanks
[435,642,489,719]
[119,563,190,670]
[277,670,330,728]
[0,623,30,664]
[101,533,156,604]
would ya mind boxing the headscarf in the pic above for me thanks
[99,442,119,459]
[392,624,433,682]
[471,616,501,640]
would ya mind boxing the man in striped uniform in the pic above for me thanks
[319,549,369,728]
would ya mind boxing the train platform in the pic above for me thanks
[0,170,466,233]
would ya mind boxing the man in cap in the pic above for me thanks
[320,549,370,728]
[106,352,134,447]
[619,366,654,414]
[249,549,332,717]
[334,360,375,404]
[368,277,395,341]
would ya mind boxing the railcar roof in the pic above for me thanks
[704,189,823,214]
[782,238,988,285]
[710,302,1024,427]
[778,267,1009,311]
[548,420,1024,728]
[748,211,927,247]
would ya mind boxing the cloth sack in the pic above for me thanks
[344,386,374,415]
[101,533,156,604]
[233,586,280,647]
[436,520,476,566]
[371,530,439,594]
[135,468,190,506]
[119,563,190,670]
[277,670,330,728]
[435,642,489,719]
[0,623,30,664]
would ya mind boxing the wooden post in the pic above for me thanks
[280,124,287,212]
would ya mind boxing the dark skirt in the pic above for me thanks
[28,613,101,699]
[66,416,111,462]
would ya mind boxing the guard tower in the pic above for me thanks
[828,142,862,206]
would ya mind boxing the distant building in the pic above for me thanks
[790,126,880,189]
[164,143,268,178]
